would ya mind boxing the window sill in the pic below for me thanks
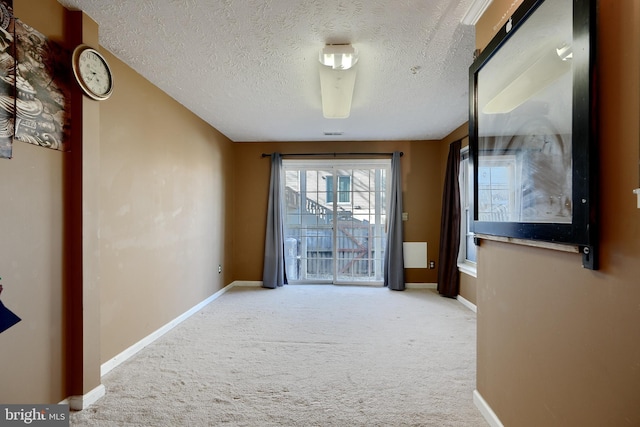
[458,262,477,278]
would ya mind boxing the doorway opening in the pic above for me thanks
[283,159,390,285]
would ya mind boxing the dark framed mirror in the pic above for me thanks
[469,0,598,269]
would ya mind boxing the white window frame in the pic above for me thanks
[282,159,391,285]
[458,146,477,277]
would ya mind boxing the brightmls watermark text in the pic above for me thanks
[0,405,69,426]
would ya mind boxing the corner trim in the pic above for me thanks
[473,389,504,427]
[461,0,494,25]
[457,294,477,313]
[61,384,106,411]
[101,282,236,377]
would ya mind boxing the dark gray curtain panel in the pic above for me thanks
[384,151,405,291]
[437,140,461,298]
[262,153,285,289]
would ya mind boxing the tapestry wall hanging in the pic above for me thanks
[14,19,71,151]
[0,0,14,159]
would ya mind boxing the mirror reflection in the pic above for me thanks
[476,0,572,223]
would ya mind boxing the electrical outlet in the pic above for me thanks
[429,260,435,269]
[218,265,222,274]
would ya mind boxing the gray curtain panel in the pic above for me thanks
[262,153,286,289]
[384,151,405,291]
[437,140,461,298]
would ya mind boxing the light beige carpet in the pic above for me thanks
[71,285,487,426]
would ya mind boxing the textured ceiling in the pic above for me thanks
[56,0,476,142]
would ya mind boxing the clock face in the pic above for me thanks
[72,46,114,100]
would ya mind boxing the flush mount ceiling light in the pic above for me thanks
[319,44,359,70]
[318,44,358,119]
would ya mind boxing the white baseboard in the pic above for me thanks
[405,282,437,289]
[473,390,504,427]
[234,281,436,289]
[457,294,477,313]
[60,384,106,411]
[101,282,236,377]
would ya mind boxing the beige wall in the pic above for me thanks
[0,0,234,404]
[232,140,446,285]
[98,50,234,363]
[475,0,640,425]
[475,0,525,51]
[0,0,67,404]
[0,142,65,403]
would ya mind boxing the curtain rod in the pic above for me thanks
[261,152,403,158]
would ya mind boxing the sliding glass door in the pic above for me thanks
[283,159,389,285]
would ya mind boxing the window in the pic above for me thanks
[283,160,389,285]
[458,147,477,276]
[477,155,520,222]
[326,175,351,203]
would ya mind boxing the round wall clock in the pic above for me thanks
[72,45,114,101]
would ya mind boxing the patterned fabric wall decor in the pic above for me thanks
[14,19,71,151]
[0,0,72,159]
[0,0,14,159]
